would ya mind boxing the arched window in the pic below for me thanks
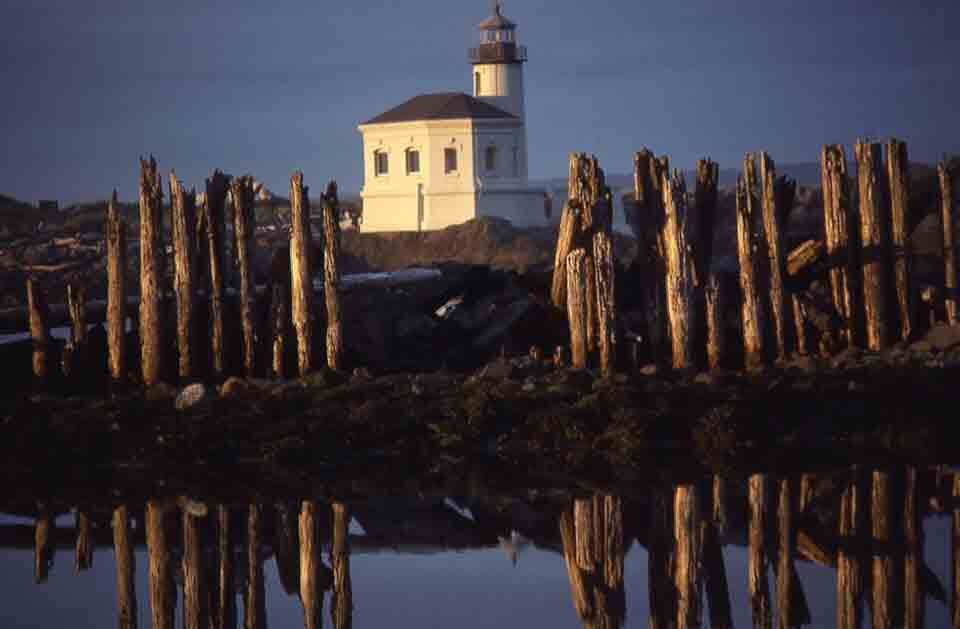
[485,145,497,172]
[374,150,388,176]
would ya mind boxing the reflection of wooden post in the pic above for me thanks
[146,500,174,629]
[904,466,922,629]
[290,172,314,377]
[748,474,771,629]
[171,172,198,381]
[113,506,137,629]
[331,502,353,629]
[649,487,675,629]
[559,508,592,621]
[300,501,323,629]
[759,154,796,361]
[887,139,913,340]
[737,158,765,371]
[939,161,958,325]
[593,230,616,377]
[775,478,794,629]
[106,191,127,384]
[75,510,93,572]
[139,156,164,387]
[566,249,589,370]
[855,140,889,351]
[573,498,595,571]
[703,486,732,629]
[217,505,236,629]
[27,278,50,382]
[183,505,207,629]
[34,513,52,584]
[245,503,266,629]
[871,470,892,629]
[837,470,863,629]
[821,145,859,346]
[274,503,300,596]
[204,171,230,380]
[952,473,960,629]
[322,183,344,371]
[799,474,814,512]
[662,171,696,370]
[231,176,257,378]
[674,485,701,629]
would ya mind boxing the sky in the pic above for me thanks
[1,0,958,204]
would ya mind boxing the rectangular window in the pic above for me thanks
[406,149,420,174]
[374,151,388,176]
[444,147,458,174]
[485,146,497,172]
[474,72,481,95]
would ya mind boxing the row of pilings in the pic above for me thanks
[25,156,344,389]
[552,141,959,373]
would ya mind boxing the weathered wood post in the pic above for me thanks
[289,172,314,377]
[26,278,50,383]
[632,150,670,365]
[63,284,88,377]
[183,502,207,629]
[146,500,174,629]
[837,469,864,629]
[759,153,795,361]
[674,485,701,629]
[706,274,725,370]
[139,156,165,387]
[737,156,766,370]
[331,502,353,629]
[821,145,860,347]
[299,500,323,629]
[271,284,288,380]
[940,160,958,325]
[871,470,892,629]
[792,297,809,355]
[34,513,52,584]
[245,502,266,629]
[887,139,913,340]
[855,140,890,351]
[322,181,344,371]
[204,171,231,380]
[106,191,127,385]
[551,202,581,309]
[593,226,616,377]
[565,249,589,369]
[170,172,198,381]
[217,505,236,629]
[112,506,138,629]
[74,510,92,572]
[231,176,258,378]
[694,159,720,368]
[748,474,772,629]
[662,171,696,370]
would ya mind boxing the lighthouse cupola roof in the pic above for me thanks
[470,2,526,65]
[479,2,516,30]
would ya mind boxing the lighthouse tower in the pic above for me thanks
[469,2,527,120]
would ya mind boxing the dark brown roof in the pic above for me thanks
[362,93,516,125]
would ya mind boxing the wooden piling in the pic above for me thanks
[331,502,353,629]
[737,157,765,371]
[748,474,771,629]
[106,191,127,384]
[146,500,174,629]
[112,506,137,629]
[792,296,809,355]
[34,513,51,584]
[706,274,725,370]
[871,470,892,629]
[74,510,92,572]
[674,484,701,629]
[565,249,589,369]
[593,229,616,376]
[759,153,795,360]
[299,500,323,629]
[322,182,344,371]
[633,149,670,364]
[216,505,236,629]
[245,503,266,629]
[138,156,164,387]
[271,284,288,380]
[551,202,580,310]
[289,172,314,377]
[183,504,207,629]
[887,139,913,340]
[821,145,859,346]
[694,159,720,368]
[837,470,863,629]
[940,161,958,325]
[231,176,258,378]
[170,172,198,381]
[26,278,50,382]
[204,171,230,380]
[584,254,598,354]
[662,171,696,370]
[855,140,890,351]
[64,284,88,376]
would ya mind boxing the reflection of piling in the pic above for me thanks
[776,478,810,629]
[331,502,353,629]
[648,487,675,629]
[703,480,732,629]
[837,470,864,629]
[245,503,266,629]
[106,191,127,385]
[112,506,137,629]
[289,173,314,377]
[952,473,960,629]
[274,503,300,596]
[146,500,174,629]
[183,503,208,629]
[34,513,52,584]
[74,510,93,572]
[871,470,893,629]
[673,485,701,629]
[299,500,323,629]
[748,474,772,629]
[138,157,164,387]
[903,466,923,629]
[216,505,236,629]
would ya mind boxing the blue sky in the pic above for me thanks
[2,0,957,203]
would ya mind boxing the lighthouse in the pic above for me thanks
[470,2,528,121]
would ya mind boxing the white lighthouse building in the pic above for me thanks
[357,3,546,232]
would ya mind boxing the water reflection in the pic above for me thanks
[6,464,960,627]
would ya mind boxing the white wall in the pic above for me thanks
[473,63,525,120]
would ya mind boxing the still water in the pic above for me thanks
[0,466,954,628]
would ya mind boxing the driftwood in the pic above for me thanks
[887,139,913,340]
[138,156,164,386]
[16,258,98,274]
[787,239,825,278]
[204,170,231,380]
[856,141,890,351]
[737,157,766,371]
[821,145,859,347]
[940,161,958,325]
[231,176,258,378]
[323,182,343,371]
[106,191,126,384]
[170,172,198,381]
[112,506,137,629]
[289,172,314,376]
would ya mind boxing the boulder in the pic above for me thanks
[175,383,210,410]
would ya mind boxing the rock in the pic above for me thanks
[926,324,960,352]
[522,381,536,392]
[694,372,717,386]
[146,382,177,401]
[787,355,818,373]
[909,340,933,355]
[553,368,595,389]
[177,497,208,517]
[220,377,250,398]
[351,367,374,383]
[300,368,346,389]
[639,364,660,377]
[925,359,944,369]
[479,359,518,380]
[175,383,210,410]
